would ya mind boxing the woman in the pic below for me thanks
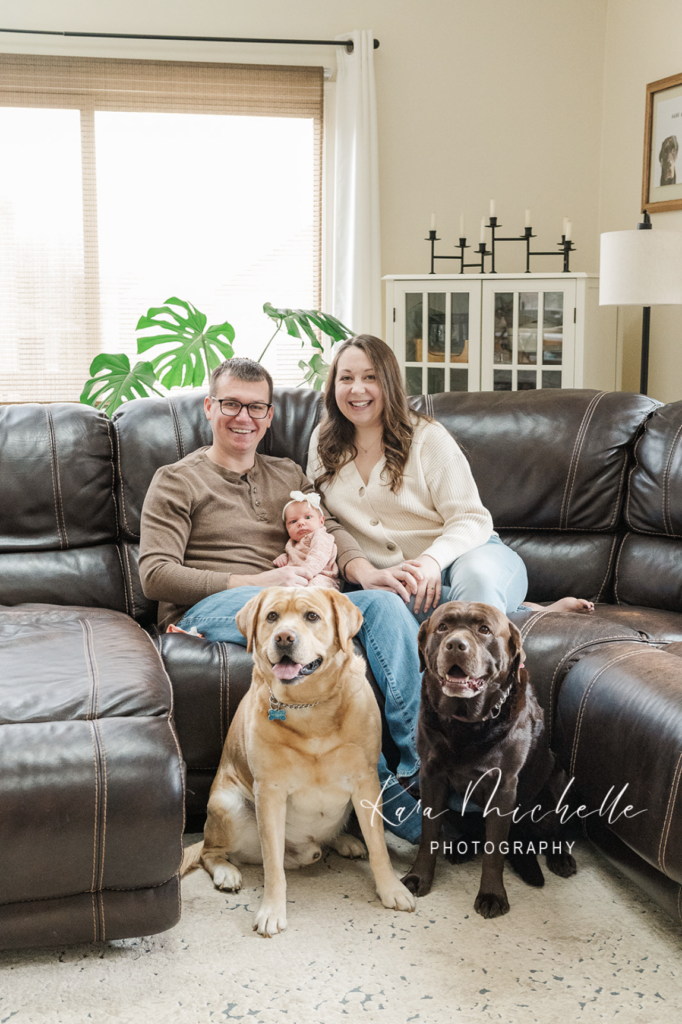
[308,334,591,619]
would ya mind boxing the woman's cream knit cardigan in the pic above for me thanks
[306,418,493,571]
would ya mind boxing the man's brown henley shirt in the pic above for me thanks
[138,447,365,631]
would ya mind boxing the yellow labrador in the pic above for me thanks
[182,587,416,936]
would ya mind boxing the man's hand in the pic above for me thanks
[344,557,420,603]
[229,567,309,588]
[272,554,289,568]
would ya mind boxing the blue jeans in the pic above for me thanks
[178,587,423,843]
[407,535,529,624]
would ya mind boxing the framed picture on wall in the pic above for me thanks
[643,71,682,213]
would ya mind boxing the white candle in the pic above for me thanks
[459,213,465,239]
[525,208,531,228]
[490,199,496,217]
[430,212,436,231]
[565,220,572,241]
[479,217,486,244]
[562,215,568,237]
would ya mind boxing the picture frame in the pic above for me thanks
[642,71,682,213]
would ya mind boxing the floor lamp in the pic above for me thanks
[599,212,682,395]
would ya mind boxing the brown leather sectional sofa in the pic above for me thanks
[1,386,681,948]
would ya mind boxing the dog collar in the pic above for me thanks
[267,687,320,722]
[451,677,518,724]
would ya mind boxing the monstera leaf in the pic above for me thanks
[261,303,352,355]
[80,354,161,416]
[298,353,331,391]
[136,297,235,389]
[259,302,353,388]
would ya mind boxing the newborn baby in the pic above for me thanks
[273,490,340,590]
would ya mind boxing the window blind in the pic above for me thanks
[0,54,323,402]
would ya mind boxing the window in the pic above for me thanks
[0,55,323,402]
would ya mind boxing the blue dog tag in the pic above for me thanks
[268,708,286,722]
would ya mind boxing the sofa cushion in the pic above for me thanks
[552,641,682,885]
[511,603,682,737]
[500,530,618,604]
[0,403,117,551]
[613,533,682,612]
[0,605,184,948]
[414,389,656,531]
[0,405,125,612]
[0,546,128,614]
[626,398,682,536]
[510,607,646,723]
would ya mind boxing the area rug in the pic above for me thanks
[0,835,680,1023]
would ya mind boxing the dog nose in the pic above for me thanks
[445,635,470,653]
[275,629,296,647]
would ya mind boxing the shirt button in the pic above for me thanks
[370,518,379,526]
[255,501,260,506]
[359,487,365,496]
[387,543,396,551]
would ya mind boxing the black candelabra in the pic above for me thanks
[426,218,575,274]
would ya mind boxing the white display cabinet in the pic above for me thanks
[384,273,618,396]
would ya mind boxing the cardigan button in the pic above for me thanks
[370,518,379,526]
[386,543,396,551]
[359,486,365,496]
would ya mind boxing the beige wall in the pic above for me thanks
[600,0,682,402]
[2,1,608,331]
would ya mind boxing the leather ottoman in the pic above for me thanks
[0,605,185,949]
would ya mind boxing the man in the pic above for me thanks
[139,357,422,841]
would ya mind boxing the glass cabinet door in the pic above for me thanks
[393,280,482,395]
[481,279,576,391]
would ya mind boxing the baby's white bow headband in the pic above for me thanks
[282,490,323,520]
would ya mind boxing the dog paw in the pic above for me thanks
[329,833,367,859]
[212,863,242,892]
[253,904,288,938]
[474,890,510,919]
[400,872,432,898]
[547,852,577,878]
[378,878,417,912]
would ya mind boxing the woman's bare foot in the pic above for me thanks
[523,597,595,613]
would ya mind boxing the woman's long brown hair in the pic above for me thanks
[313,335,427,494]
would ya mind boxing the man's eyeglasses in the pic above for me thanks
[210,398,272,419]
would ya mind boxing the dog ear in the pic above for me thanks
[235,590,268,653]
[327,590,363,652]
[417,619,430,674]
[507,621,526,680]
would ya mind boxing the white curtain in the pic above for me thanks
[332,30,382,338]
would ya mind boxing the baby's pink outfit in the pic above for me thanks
[283,529,340,590]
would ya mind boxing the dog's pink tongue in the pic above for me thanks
[272,661,302,680]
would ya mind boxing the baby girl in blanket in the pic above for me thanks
[273,490,340,590]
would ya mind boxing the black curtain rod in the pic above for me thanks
[0,27,380,53]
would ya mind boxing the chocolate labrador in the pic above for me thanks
[402,601,576,919]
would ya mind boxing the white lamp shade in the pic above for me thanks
[599,229,682,305]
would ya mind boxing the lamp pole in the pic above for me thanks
[638,211,652,396]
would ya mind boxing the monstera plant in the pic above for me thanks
[80,298,353,416]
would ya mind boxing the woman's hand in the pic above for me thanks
[344,557,421,603]
[403,555,442,614]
